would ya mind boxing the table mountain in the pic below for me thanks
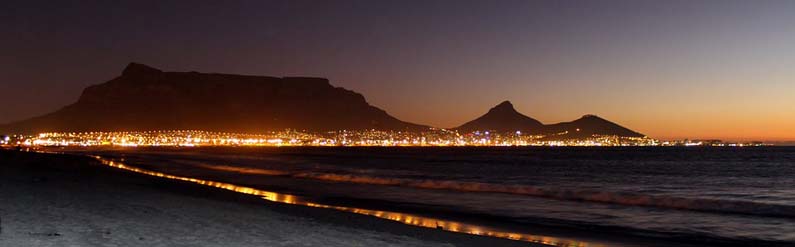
[0,63,428,133]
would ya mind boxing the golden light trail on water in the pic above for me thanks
[84,154,605,247]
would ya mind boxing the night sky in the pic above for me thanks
[2,0,794,140]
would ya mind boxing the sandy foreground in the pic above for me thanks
[0,150,540,247]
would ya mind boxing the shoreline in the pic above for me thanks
[4,148,788,247]
[0,149,545,246]
[86,147,791,247]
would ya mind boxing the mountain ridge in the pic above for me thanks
[455,101,645,138]
[1,63,646,139]
[542,114,645,139]
[0,63,428,133]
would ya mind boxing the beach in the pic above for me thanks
[0,150,539,247]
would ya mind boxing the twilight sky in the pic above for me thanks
[2,0,794,141]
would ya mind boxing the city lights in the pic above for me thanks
[8,129,669,147]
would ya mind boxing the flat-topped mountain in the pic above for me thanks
[0,63,428,133]
[0,64,647,139]
[455,101,545,133]
[455,101,645,138]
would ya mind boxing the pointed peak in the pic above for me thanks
[455,100,544,132]
[122,63,162,76]
[492,100,514,110]
[486,100,521,115]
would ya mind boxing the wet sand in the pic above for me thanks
[0,150,543,247]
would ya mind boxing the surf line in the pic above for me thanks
[73,152,604,247]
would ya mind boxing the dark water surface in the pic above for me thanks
[71,147,795,246]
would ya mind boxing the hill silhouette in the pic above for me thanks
[455,101,545,133]
[455,101,645,138]
[0,64,647,138]
[0,63,428,133]
[542,114,645,139]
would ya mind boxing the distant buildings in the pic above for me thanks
[658,139,769,147]
[8,129,770,148]
[17,129,665,147]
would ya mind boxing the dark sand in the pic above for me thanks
[0,150,544,247]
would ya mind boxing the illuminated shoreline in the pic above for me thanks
[5,130,769,147]
[9,130,665,147]
[44,151,607,247]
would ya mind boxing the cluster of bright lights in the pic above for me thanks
[659,139,768,147]
[24,130,310,147]
[9,129,668,147]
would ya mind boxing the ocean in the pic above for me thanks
[73,147,795,246]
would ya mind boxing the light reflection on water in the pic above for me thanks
[90,155,605,247]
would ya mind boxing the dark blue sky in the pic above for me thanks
[2,0,794,140]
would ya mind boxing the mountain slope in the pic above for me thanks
[454,101,645,138]
[455,101,545,134]
[543,115,645,139]
[0,63,428,133]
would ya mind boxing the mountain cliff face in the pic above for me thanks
[0,63,427,133]
[455,101,545,133]
[455,101,645,138]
